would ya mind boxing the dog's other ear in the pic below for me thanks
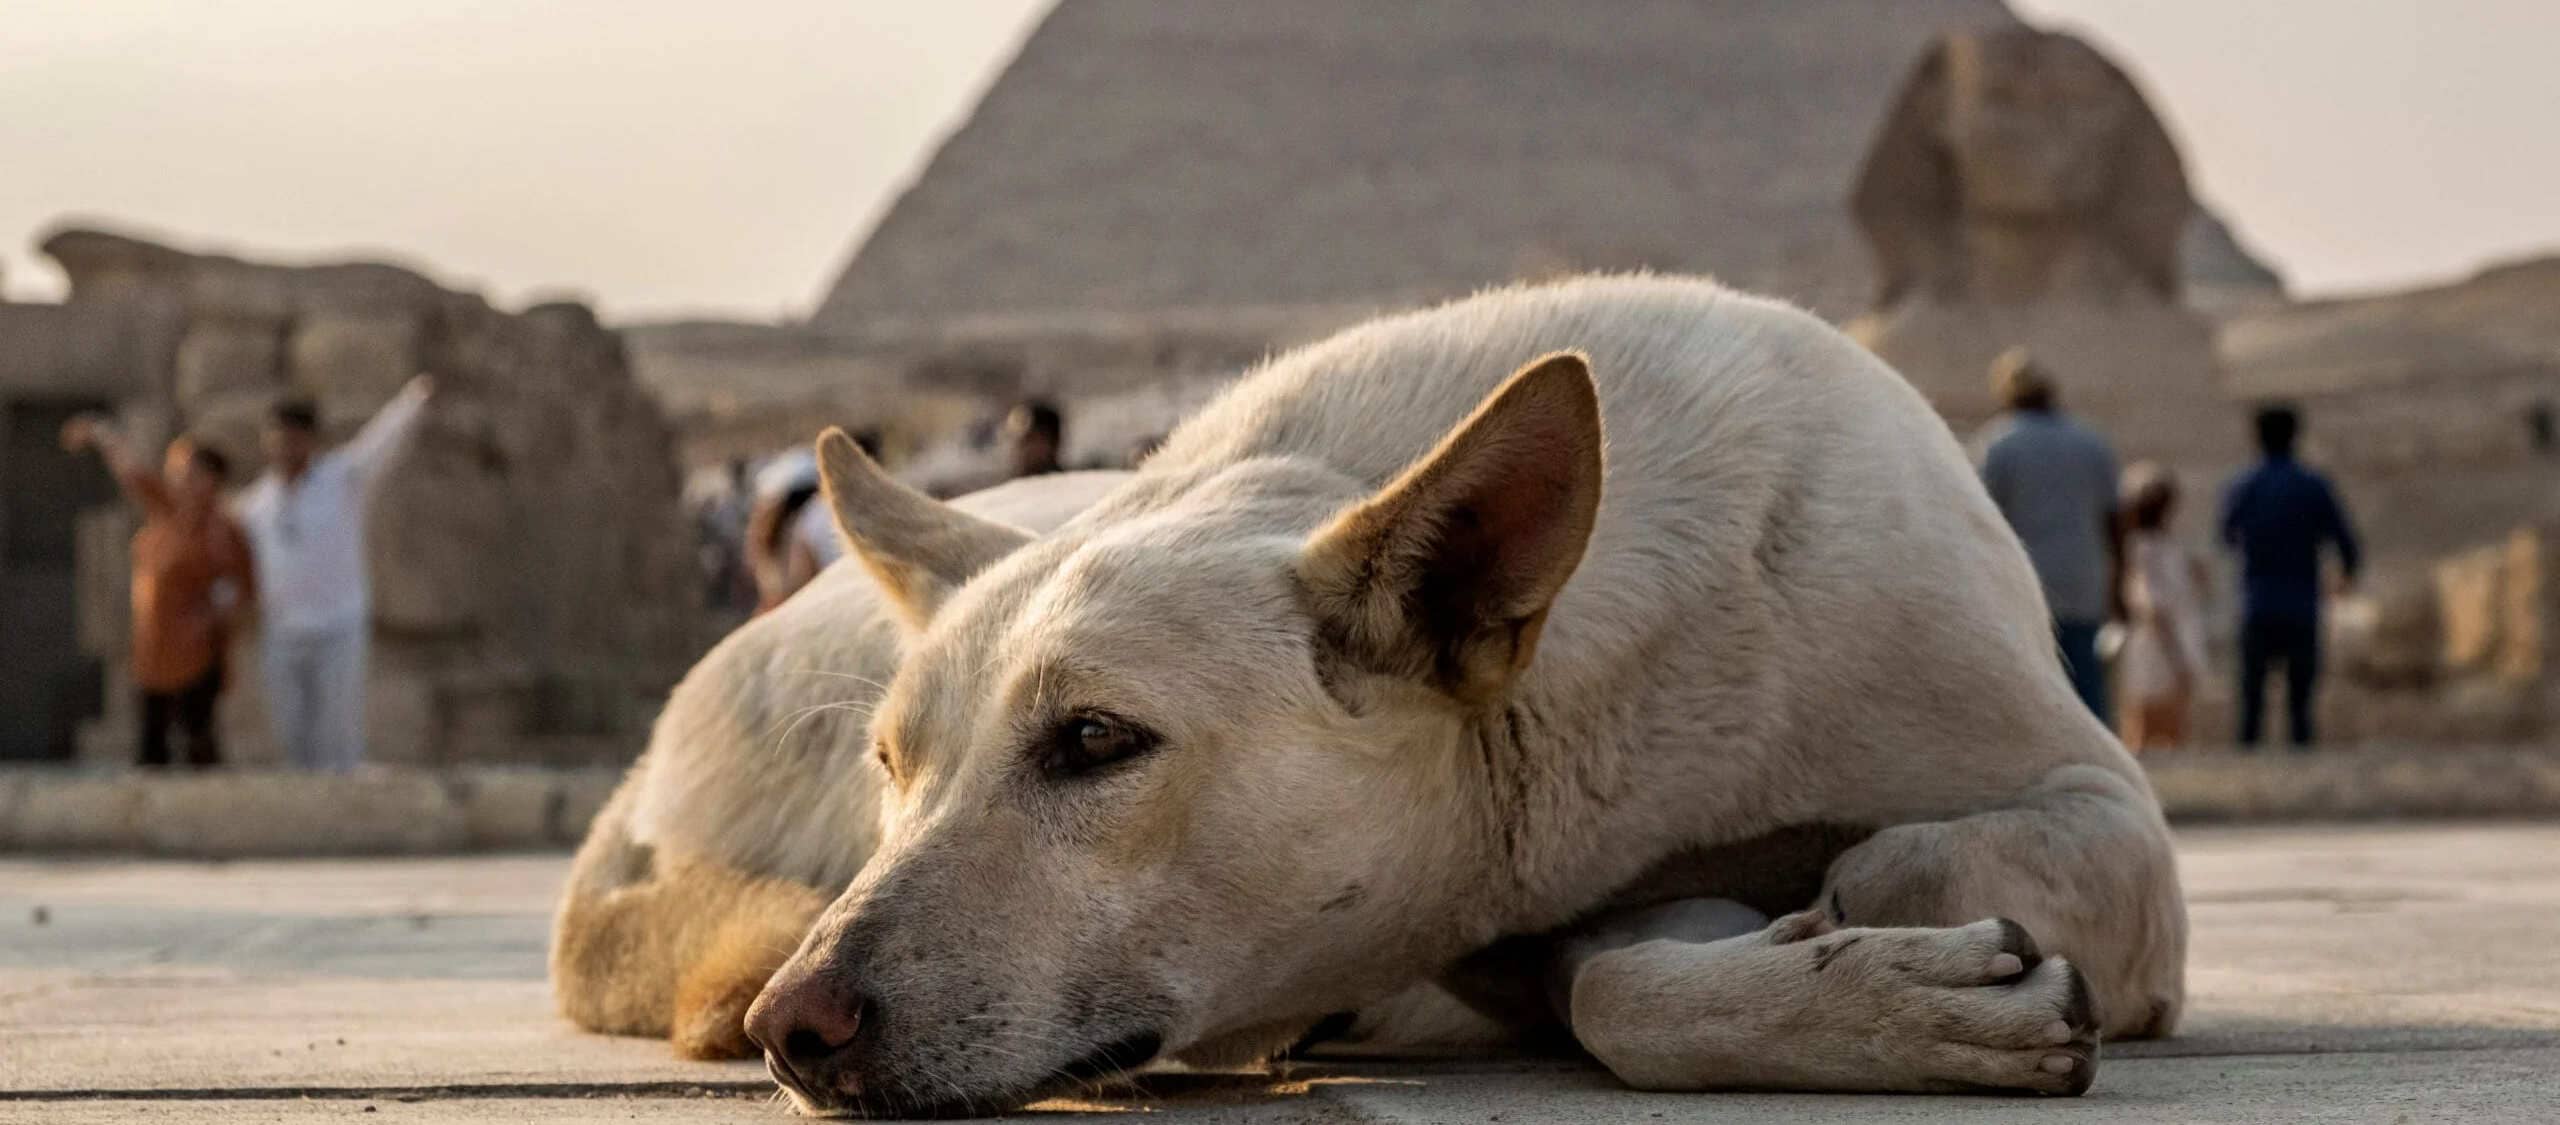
[1297,352,1604,707]
[816,427,1032,631]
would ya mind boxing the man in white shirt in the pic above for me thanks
[233,375,434,772]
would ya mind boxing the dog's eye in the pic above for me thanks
[1042,713,1156,778]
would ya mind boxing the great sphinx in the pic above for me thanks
[1847,28,2237,491]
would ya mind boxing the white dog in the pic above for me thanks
[558,275,2184,1115]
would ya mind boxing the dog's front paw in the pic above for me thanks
[1803,918,2101,1096]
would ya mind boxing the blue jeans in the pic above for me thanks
[2055,619,2109,727]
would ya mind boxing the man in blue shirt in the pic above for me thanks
[2220,405,2360,749]
[1974,351,2123,725]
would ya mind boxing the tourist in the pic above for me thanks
[1972,348,2124,724]
[2221,404,2361,749]
[235,376,435,772]
[777,429,881,592]
[2117,463,2209,752]
[693,457,758,614]
[59,418,255,769]
[1003,399,1065,478]
[745,448,826,612]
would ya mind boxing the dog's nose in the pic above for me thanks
[744,975,869,1079]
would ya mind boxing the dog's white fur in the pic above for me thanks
[558,275,2184,1112]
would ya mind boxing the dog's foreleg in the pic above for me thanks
[1814,762,2187,1041]
[1564,910,2098,1095]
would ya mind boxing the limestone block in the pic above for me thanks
[368,471,501,636]
[0,773,24,845]
[553,767,625,844]
[362,665,438,766]
[74,507,134,659]
[180,389,275,478]
[2436,528,2552,685]
[2331,576,2442,689]
[1,774,141,851]
[288,312,422,404]
[451,768,561,849]
[183,264,295,321]
[132,771,464,856]
[173,317,285,402]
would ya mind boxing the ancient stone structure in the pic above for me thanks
[2218,255,2560,569]
[1845,27,2238,495]
[810,0,2275,338]
[4,228,700,766]
[641,0,2277,501]
[2222,258,2560,743]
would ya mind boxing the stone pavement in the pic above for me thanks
[5,825,2557,1122]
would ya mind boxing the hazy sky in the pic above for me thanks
[4,1,2554,319]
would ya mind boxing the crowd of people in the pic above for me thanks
[68,353,2363,773]
[1972,350,2362,752]
[62,376,434,771]
[689,398,1076,617]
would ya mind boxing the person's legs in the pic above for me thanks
[265,631,320,770]
[137,690,175,768]
[2284,616,2321,749]
[310,624,369,773]
[2236,612,2272,748]
[2053,620,2109,727]
[177,665,223,769]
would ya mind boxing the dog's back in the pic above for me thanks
[1126,276,2124,844]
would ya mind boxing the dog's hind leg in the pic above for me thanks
[552,780,832,1058]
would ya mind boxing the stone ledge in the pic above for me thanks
[3,749,2555,856]
[2144,744,2560,822]
[0,766,624,857]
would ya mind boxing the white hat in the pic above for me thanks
[752,447,819,500]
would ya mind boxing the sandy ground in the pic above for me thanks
[5,824,2557,1122]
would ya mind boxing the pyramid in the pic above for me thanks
[814,0,2274,334]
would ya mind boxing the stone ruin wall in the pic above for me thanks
[43,229,703,766]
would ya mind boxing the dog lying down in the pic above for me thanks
[553,274,2185,1115]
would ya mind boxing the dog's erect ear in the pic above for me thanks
[816,427,1032,630]
[1297,352,1604,706]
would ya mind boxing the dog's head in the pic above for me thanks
[744,354,1605,1115]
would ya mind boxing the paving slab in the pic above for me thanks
[4,826,2558,1121]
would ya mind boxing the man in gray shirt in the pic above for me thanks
[1972,349,2124,724]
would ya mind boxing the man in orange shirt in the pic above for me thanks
[62,416,256,769]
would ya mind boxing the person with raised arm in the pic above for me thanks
[60,417,255,768]
[233,375,435,772]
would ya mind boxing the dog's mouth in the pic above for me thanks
[770,1030,1165,1119]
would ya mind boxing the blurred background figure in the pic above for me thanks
[691,457,758,616]
[1003,399,1064,478]
[784,429,876,574]
[2221,404,2361,750]
[1972,348,2125,725]
[2117,462,2209,752]
[58,416,254,769]
[236,376,435,773]
[744,447,820,612]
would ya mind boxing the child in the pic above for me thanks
[2118,462,2208,751]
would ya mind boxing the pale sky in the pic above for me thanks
[3,1,2554,320]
